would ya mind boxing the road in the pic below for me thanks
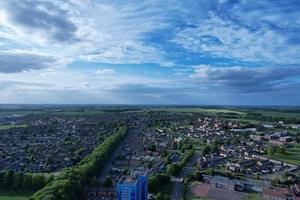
[97,127,137,184]
[170,151,201,200]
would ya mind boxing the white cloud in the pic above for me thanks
[0,0,175,66]
[95,68,116,75]
[172,12,300,65]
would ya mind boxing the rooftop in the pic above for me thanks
[119,176,138,184]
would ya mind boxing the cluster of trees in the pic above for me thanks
[103,176,113,188]
[201,144,219,156]
[154,193,170,200]
[266,143,287,156]
[0,171,52,190]
[296,133,300,143]
[30,126,127,200]
[148,173,171,192]
[166,150,194,176]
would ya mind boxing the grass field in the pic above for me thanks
[267,144,300,165]
[150,107,246,115]
[257,110,300,119]
[222,118,262,125]
[0,190,33,200]
[0,124,27,130]
[245,192,263,200]
[0,110,47,116]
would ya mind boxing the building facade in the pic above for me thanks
[117,175,148,200]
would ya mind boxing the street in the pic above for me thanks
[170,151,201,200]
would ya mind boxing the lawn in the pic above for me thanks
[267,144,300,165]
[0,124,27,130]
[0,190,33,200]
[245,192,263,200]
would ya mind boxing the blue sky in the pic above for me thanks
[0,0,300,105]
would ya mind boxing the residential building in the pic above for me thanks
[117,175,148,200]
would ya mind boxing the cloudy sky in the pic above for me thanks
[0,0,299,105]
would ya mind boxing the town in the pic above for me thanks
[0,106,300,200]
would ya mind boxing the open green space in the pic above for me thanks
[0,110,47,116]
[245,192,263,200]
[0,124,28,130]
[256,110,300,119]
[0,190,33,200]
[267,144,300,165]
[150,107,246,115]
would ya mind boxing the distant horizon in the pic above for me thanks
[0,103,300,109]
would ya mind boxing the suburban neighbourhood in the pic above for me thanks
[0,107,300,200]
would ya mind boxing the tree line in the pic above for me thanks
[0,171,53,190]
[30,125,128,200]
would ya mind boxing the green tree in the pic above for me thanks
[3,170,14,188]
[103,176,113,188]
[32,175,46,190]
[167,164,181,176]
[90,177,100,188]
[194,171,203,181]
[148,176,160,192]
[12,173,23,189]
[202,145,210,156]
[206,168,214,176]
[278,145,286,154]
[267,143,274,156]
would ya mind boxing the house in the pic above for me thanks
[250,135,265,142]
[237,160,256,169]
[274,131,289,137]
[290,184,300,197]
[86,188,116,200]
[174,137,183,143]
[262,187,300,200]
[280,136,293,143]
[290,125,300,129]
[209,176,244,192]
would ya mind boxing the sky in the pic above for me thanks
[0,0,300,105]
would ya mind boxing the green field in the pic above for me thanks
[0,110,47,116]
[267,144,300,165]
[246,193,263,200]
[0,190,33,200]
[257,110,300,119]
[0,124,27,130]
[150,107,246,115]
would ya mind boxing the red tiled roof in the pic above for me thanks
[262,187,295,199]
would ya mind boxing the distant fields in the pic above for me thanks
[255,110,300,119]
[150,107,246,115]
[0,110,47,116]
[0,190,33,200]
[267,144,300,165]
[0,124,27,130]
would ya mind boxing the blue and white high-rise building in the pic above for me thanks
[117,175,148,200]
